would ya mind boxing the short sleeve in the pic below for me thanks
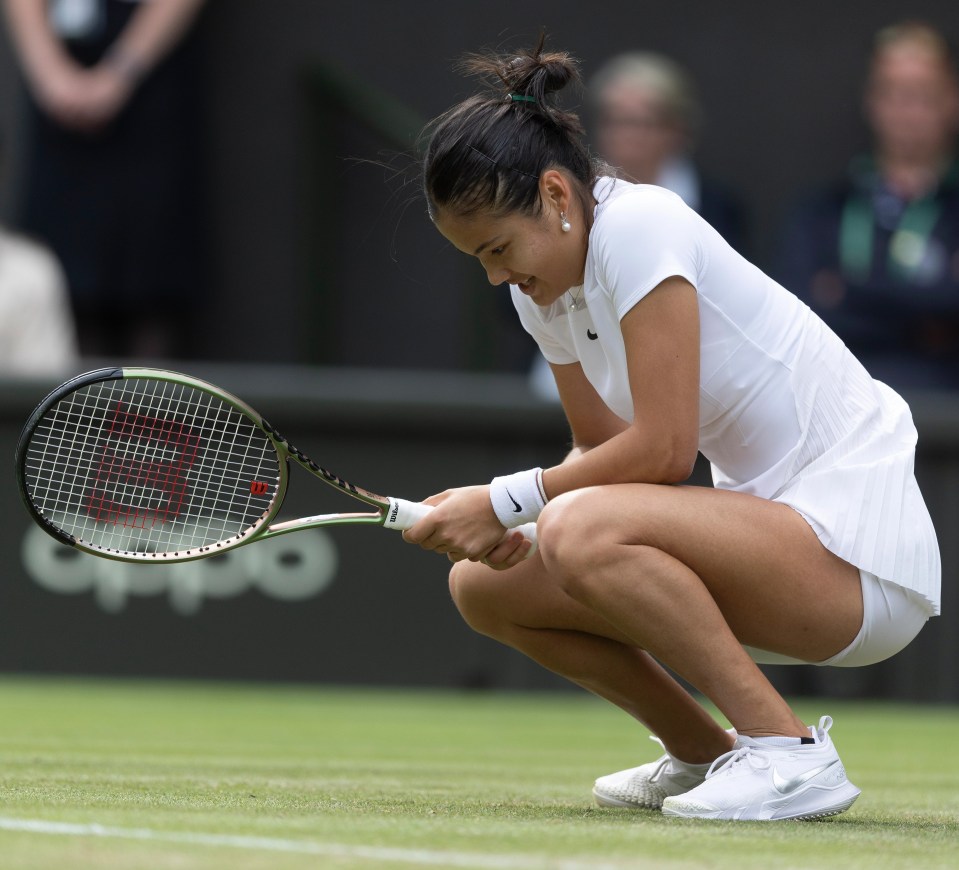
[592,188,705,321]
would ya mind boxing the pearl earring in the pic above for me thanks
[560,212,571,233]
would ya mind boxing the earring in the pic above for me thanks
[560,212,571,233]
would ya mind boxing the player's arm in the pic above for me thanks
[548,359,630,458]
[542,275,700,496]
[405,276,699,566]
[401,358,616,564]
[423,362,624,564]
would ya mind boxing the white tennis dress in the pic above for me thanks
[512,178,941,615]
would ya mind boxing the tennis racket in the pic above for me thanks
[16,367,537,563]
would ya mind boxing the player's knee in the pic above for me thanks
[538,490,622,600]
[538,490,608,573]
[448,561,506,638]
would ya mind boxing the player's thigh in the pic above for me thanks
[449,555,635,645]
[538,484,864,659]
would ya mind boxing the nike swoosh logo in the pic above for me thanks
[587,329,598,340]
[772,760,839,795]
[505,489,522,512]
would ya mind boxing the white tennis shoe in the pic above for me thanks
[661,715,861,821]
[593,735,716,810]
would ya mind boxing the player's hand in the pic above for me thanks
[402,485,519,566]
[476,527,536,570]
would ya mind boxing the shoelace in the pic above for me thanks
[704,714,834,780]
[705,746,771,779]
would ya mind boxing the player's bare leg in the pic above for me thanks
[449,482,864,817]
[537,483,862,735]
[450,558,734,763]
[452,483,861,737]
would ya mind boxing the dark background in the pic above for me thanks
[3,0,959,369]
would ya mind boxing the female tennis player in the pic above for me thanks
[403,39,941,821]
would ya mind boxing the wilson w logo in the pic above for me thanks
[85,402,200,528]
[249,480,269,496]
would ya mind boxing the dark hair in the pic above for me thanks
[423,35,601,221]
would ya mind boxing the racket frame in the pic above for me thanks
[16,367,410,563]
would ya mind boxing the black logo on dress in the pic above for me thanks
[587,329,598,340]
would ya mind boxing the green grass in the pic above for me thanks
[0,676,956,869]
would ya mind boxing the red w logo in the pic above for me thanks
[250,481,269,496]
[85,402,200,528]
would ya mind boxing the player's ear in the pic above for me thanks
[539,170,571,220]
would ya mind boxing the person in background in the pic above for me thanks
[590,51,746,252]
[0,128,78,375]
[778,21,959,391]
[531,51,744,398]
[0,224,78,375]
[2,0,207,360]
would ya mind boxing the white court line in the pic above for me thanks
[0,817,625,870]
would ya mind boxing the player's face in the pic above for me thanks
[433,197,588,307]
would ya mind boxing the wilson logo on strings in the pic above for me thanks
[85,402,200,528]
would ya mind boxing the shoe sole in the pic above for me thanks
[592,788,659,810]
[662,784,861,821]
[769,787,861,821]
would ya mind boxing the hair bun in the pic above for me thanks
[502,48,579,100]
[460,34,581,106]
[423,34,599,220]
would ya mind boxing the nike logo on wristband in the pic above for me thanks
[505,489,523,512]
[772,760,838,795]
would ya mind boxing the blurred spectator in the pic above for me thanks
[0,124,78,375]
[530,50,746,398]
[0,228,77,375]
[2,0,207,360]
[590,51,747,252]
[0,227,79,376]
[778,21,959,391]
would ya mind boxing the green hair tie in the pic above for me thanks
[506,93,537,103]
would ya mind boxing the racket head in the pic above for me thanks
[16,367,289,562]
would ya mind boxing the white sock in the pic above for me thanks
[740,734,816,748]
[668,756,713,774]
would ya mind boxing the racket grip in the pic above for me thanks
[383,498,538,558]
[383,498,433,529]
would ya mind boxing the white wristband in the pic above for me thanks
[489,467,547,528]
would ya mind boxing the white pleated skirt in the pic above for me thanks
[715,373,942,617]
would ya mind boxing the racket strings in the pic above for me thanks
[22,377,281,556]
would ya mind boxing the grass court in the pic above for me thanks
[0,676,956,869]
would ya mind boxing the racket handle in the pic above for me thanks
[383,498,538,558]
[383,498,434,529]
